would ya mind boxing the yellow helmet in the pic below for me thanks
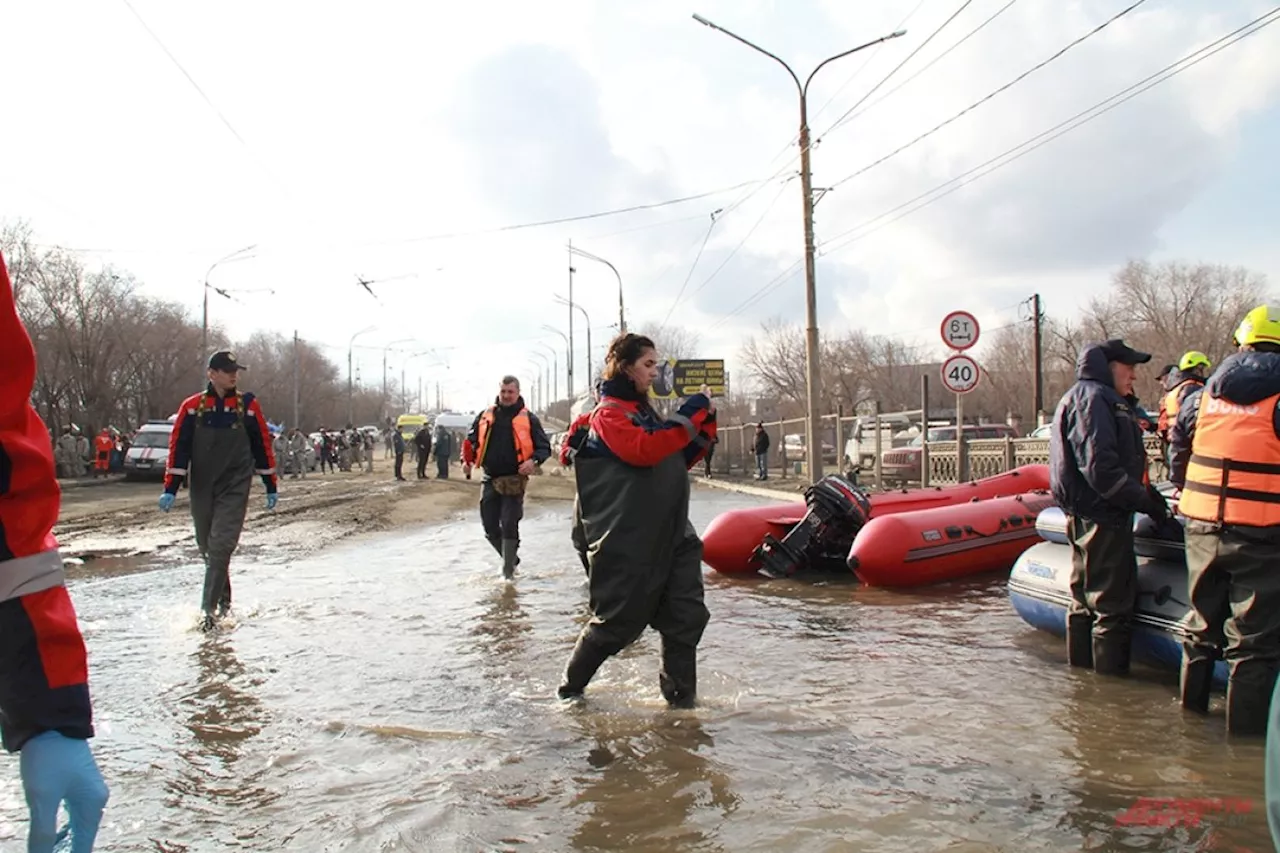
[1233,305,1280,348]
[1178,351,1211,372]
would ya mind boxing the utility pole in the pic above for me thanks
[568,239,576,399]
[292,331,300,429]
[692,13,905,484]
[1032,293,1044,423]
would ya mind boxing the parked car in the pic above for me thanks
[879,423,1018,483]
[1029,424,1052,439]
[280,441,317,474]
[123,420,173,481]
[783,433,837,464]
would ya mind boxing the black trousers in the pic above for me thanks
[1066,515,1137,640]
[480,479,524,544]
[416,450,428,479]
[436,455,449,479]
[394,451,404,479]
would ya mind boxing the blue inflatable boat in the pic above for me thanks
[1007,506,1227,689]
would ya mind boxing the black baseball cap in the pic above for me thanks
[1100,339,1151,366]
[1156,363,1177,379]
[208,350,246,371]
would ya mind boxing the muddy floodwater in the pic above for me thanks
[0,490,1271,852]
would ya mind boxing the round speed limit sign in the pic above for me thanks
[941,354,981,395]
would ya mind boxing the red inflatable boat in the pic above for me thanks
[848,490,1056,587]
[701,465,1050,576]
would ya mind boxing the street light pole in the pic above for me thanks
[348,325,377,426]
[567,240,575,401]
[530,350,551,412]
[556,294,592,388]
[542,326,571,401]
[569,245,625,334]
[534,342,558,402]
[202,244,258,353]
[692,14,905,483]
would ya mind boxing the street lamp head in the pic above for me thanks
[890,29,907,38]
[692,13,715,28]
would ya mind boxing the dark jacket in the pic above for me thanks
[752,429,770,455]
[1169,351,1280,489]
[1049,343,1153,523]
[463,397,552,478]
[414,427,432,456]
[164,385,278,496]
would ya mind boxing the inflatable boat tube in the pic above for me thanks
[702,464,1051,575]
[848,491,1056,587]
[1007,538,1224,689]
[1034,505,1187,563]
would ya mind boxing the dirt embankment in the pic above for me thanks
[54,462,579,565]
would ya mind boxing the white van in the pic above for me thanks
[123,418,174,481]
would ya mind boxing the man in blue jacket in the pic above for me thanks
[1049,339,1169,676]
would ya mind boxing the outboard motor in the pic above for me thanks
[753,474,872,579]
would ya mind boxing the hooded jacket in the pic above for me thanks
[1049,343,1153,523]
[1169,351,1280,489]
[0,250,95,751]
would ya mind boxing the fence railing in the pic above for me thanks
[711,413,1168,489]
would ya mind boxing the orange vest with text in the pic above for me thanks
[476,407,534,467]
[1179,391,1280,527]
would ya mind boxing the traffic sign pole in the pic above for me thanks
[940,314,981,483]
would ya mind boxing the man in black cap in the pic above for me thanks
[159,350,278,631]
[1049,338,1170,676]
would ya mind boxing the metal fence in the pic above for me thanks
[712,411,1168,489]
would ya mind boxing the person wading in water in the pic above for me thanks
[556,333,717,707]
[159,350,278,631]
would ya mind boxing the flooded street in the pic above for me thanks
[2,489,1270,852]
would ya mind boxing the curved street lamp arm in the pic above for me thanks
[692,14,801,97]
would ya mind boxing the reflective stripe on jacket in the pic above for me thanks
[1181,390,1280,527]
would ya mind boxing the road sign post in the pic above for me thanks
[940,313,981,483]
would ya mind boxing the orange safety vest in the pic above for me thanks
[1180,390,1280,527]
[1163,380,1200,424]
[475,407,534,467]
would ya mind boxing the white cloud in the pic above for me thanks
[2,0,1277,409]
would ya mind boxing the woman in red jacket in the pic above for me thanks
[556,333,717,707]
[0,250,109,851]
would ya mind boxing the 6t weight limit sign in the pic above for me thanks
[941,354,981,394]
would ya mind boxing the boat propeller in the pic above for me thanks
[753,474,872,580]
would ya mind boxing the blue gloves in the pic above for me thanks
[266,493,278,510]
[157,492,175,512]
[20,730,109,853]
[676,393,711,420]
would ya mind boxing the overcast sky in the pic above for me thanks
[4,0,1278,412]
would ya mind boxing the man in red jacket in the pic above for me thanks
[0,250,109,851]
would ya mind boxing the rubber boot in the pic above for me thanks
[1066,612,1094,669]
[557,634,611,700]
[502,539,518,579]
[1226,661,1277,737]
[659,637,698,709]
[487,535,503,558]
[1179,656,1216,714]
[217,575,232,617]
[1092,632,1131,677]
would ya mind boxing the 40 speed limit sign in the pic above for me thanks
[941,353,981,395]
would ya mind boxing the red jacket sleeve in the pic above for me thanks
[0,250,62,570]
[591,404,712,467]
[243,393,278,493]
[164,395,198,494]
[559,413,592,466]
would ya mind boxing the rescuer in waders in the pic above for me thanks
[463,375,552,578]
[1050,339,1169,677]
[1174,306,1280,736]
[556,333,718,708]
[160,351,278,631]
[0,249,110,852]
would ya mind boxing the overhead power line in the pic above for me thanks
[839,0,1023,126]
[829,0,1152,189]
[709,6,1280,328]
[820,0,978,138]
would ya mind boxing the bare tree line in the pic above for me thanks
[5,221,426,436]
[738,259,1272,428]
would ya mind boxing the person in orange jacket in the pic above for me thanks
[92,429,113,478]
[0,250,109,851]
